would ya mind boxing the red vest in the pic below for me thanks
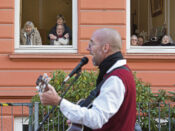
[93,66,136,131]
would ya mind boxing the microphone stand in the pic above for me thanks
[36,69,82,131]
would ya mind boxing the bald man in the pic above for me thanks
[40,28,136,131]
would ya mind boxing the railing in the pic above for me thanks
[36,102,175,131]
[136,102,175,131]
[0,102,174,131]
[0,103,33,131]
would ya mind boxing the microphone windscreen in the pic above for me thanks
[81,57,89,65]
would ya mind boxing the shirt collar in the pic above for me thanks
[107,59,127,73]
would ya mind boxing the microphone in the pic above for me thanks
[63,57,89,83]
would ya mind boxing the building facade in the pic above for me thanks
[0,0,175,130]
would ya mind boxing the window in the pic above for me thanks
[14,117,29,131]
[127,0,175,53]
[14,0,77,53]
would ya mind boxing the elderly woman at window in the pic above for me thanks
[20,21,42,45]
[50,24,69,45]
[131,35,138,46]
[160,35,175,46]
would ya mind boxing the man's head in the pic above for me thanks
[24,21,34,34]
[87,28,122,66]
[56,25,65,36]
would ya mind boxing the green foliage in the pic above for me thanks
[168,90,175,102]
[32,70,175,131]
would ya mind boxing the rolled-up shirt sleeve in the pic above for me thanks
[60,76,125,129]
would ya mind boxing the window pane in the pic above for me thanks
[21,0,72,45]
[130,0,175,47]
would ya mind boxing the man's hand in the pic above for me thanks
[64,33,69,39]
[40,84,62,106]
[67,120,72,126]
[49,34,57,40]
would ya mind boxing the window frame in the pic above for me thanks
[14,0,78,53]
[126,0,175,54]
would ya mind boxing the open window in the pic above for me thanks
[127,0,175,53]
[14,0,77,53]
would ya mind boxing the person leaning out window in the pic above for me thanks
[20,21,42,45]
[50,24,69,45]
[131,35,138,46]
[48,14,72,41]
[160,35,175,46]
[137,36,144,46]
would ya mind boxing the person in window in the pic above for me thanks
[20,21,42,45]
[131,35,138,46]
[138,36,144,46]
[40,28,136,131]
[48,14,72,41]
[50,24,69,45]
[160,35,175,46]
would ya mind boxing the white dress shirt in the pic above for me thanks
[60,59,126,129]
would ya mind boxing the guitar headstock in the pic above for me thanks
[36,73,51,93]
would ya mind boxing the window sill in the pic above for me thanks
[124,53,175,61]
[9,53,84,61]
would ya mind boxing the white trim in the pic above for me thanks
[14,0,20,49]
[127,46,175,53]
[72,0,78,50]
[15,45,77,53]
[126,0,175,54]
[126,0,131,51]
[14,0,78,53]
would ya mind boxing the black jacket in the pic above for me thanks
[160,43,175,46]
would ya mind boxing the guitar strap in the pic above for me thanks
[79,65,129,108]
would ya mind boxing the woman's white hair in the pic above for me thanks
[161,35,174,43]
[24,21,35,30]
[131,35,138,40]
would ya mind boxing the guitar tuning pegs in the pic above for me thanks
[36,75,43,85]
[35,73,51,93]
[42,73,51,83]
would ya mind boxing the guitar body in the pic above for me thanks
[66,123,84,131]
[67,124,92,131]
[66,99,92,131]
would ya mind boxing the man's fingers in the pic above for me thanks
[40,93,49,105]
[39,94,45,105]
[47,84,55,92]
[67,120,72,126]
